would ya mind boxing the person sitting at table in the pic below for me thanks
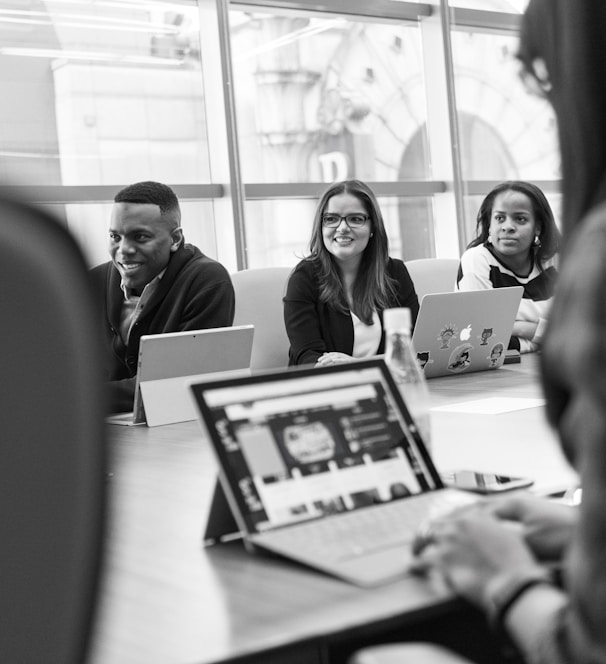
[456,180,560,353]
[90,180,235,413]
[410,2,606,663]
[283,179,419,367]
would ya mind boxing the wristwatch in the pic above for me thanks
[485,569,555,633]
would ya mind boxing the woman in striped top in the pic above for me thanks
[456,181,561,353]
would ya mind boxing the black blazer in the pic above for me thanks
[90,244,235,412]
[284,258,419,366]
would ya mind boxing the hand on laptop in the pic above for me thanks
[483,494,579,561]
[315,352,354,367]
[410,504,542,610]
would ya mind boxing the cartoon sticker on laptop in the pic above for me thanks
[488,342,504,368]
[447,343,473,372]
[416,351,433,370]
[479,327,494,346]
[438,324,457,349]
[282,422,336,464]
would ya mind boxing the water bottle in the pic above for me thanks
[384,307,431,451]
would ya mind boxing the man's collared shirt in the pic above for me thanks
[118,269,166,345]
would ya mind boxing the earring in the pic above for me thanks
[533,235,541,246]
[370,232,374,237]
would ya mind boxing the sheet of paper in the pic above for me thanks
[432,397,545,415]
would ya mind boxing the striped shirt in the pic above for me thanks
[456,243,558,353]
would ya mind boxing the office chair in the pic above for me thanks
[350,643,474,663]
[405,258,459,300]
[0,195,107,663]
[231,266,292,371]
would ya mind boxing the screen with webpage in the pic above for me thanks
[202,366,438,534]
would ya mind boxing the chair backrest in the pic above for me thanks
[0,195,106,664]
[231,267,292,371]
[405,258,460,300]
[350,642,475,664]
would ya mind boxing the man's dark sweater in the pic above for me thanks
[90,243,235,412]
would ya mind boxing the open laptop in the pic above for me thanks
[190,358,477,587]
[411,287,523,379]
[108,325,254,427]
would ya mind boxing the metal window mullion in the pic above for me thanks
[216,0,248,270]
[440,0,467,251]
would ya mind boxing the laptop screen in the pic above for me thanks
[192,359,442,536]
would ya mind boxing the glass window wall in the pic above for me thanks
[0,0,562,269]
[230,10,430,185]
[0,0,219,265]
[1,0,210,187]
[42,199,219,267]
[243,193,434,269]
[449,25,559,243]
[230,6,440,264]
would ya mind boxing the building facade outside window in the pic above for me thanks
[0,0,558,271]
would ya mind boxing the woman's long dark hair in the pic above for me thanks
[519,1,606,241]
[468,180,561,270]
[306,179,398,324]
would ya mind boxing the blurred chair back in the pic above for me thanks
[350,643,475,664]
[231,267,292,371]
[0,195,106,664]
[405,258,459,300]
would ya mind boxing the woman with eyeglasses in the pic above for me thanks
[284,179,419,366]
[410,2,606,663]
[457,180,561,354]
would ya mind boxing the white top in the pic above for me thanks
[383,307,411,333]
[351,311,381,358]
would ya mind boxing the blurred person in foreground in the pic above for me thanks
[412,2,606,663]
[90,181,234,413]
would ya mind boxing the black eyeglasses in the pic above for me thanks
[322,213,369,228]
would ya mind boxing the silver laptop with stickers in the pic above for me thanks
[411,287,523,379]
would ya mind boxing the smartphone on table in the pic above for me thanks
[441,470,534,494]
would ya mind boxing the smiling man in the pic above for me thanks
[90,181,235,413]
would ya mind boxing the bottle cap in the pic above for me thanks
[383,307,411,332]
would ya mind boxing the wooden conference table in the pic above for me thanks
[89,355,577,664]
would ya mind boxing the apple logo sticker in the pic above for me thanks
[459,324,472,341]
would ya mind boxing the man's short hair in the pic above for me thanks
[114,181,181,222]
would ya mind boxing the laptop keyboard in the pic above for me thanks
[264,489,477,563]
